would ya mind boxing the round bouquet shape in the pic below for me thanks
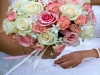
[3,0,96,53]
[3,0,96,75]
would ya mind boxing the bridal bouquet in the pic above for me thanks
[3,0,96,53]
[3,0,96,75]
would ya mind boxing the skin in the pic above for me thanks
[0,0,100,67]
[91,0,100,5]
[54,49,99,68]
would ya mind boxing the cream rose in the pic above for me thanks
[78,0,91,5]
[83,0,91,4]
[38,30,58,45]
[80,21,94,40]
[19,1,44,15]
[3,19,17,34]
[12,0,29,9]
[15,17,32,36]
[60,3,82,20]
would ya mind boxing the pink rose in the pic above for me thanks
[7,10,17,21]
[30,39,38,47]
[53,43,66,53]
[34,43,44,51]
[86,11,96,25]
[83,3,92,12]
[38,0,56,5]
[45,3,61,13]
[68,0,79,4]
[16,35,35,47]
[91,12,96,25]
[38,11,58,26]
[57,16,71,30]
[57,0,66,4]
[58,0,78,4]
[74,14,87,25]
[69,24,81,33]
[60,30,80,46]
[32,23,47,33]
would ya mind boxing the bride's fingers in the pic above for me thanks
[54,54,70,64]
[58,60,73,68]
[70,62,81,68]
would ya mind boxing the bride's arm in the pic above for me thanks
[91,0,100,5]
[55,49,99,68]
[0,0,33,56]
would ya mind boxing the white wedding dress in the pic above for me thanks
[0,1,100,75]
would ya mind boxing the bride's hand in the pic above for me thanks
[54,49,98,68]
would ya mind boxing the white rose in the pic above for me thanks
[12,0,29,9]
[60,3,82,20]
[19,1,44,15]
[80,21,94,40]
[15,17,32,36]
[38,30,58,45]
[3,19,17,34]
[83,0,91,3]
[78,0,91,5]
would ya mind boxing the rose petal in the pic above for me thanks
[16,35,32,47]
[69,40,80,47]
